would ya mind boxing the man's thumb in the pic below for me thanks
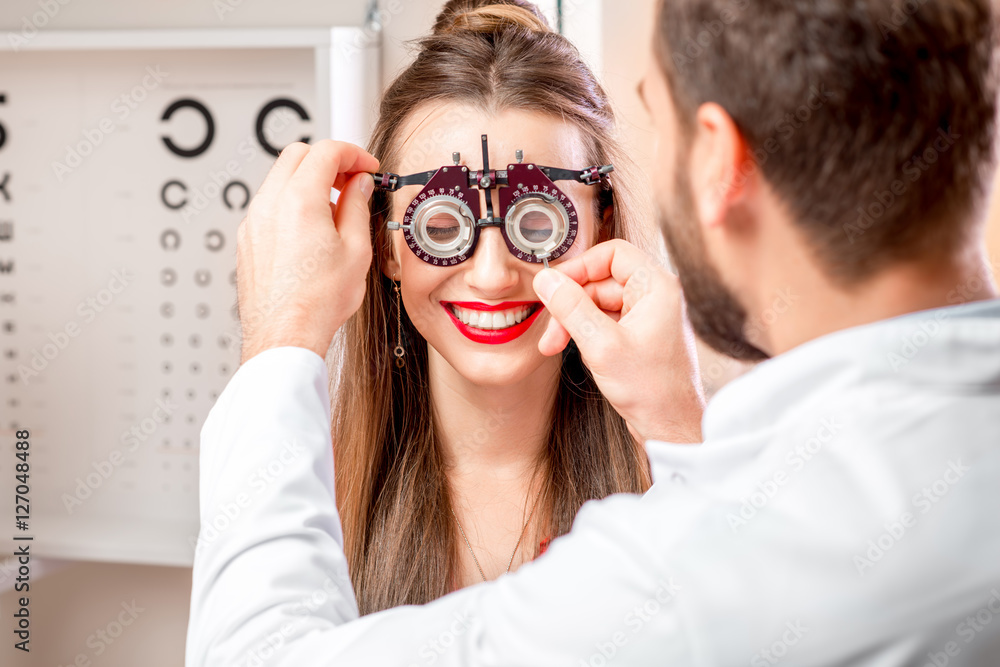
[534,269,616,357]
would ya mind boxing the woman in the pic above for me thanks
[331,0,659,614]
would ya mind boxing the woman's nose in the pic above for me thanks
[465,227,519,296]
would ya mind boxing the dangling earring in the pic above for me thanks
[392,273,405,368]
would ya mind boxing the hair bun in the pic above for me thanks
[433,0,553,37]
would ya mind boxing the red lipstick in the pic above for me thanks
[441,301,544,345]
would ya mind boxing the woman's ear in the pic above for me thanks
[377,194,402,279]
[381,230,401,280]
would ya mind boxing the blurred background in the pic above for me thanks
[0,1,997,665]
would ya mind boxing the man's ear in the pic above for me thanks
[689,102,753,231]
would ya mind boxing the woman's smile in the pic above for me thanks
[441,300,544,344]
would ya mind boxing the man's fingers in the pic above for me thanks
[554,239,655,290]
[582,277,625,313]
[533,268,620,360]
[287,140,379,206]
[254,142,310,201]
[331,173,353,193]
[537,315,571,356]
[537,309,617,355]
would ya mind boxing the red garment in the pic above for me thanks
[537,536,552,556]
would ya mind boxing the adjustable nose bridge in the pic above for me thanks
[468,135,517,270]
[472,134,505,229]
[475,188,504,231]
[466,136,517,291]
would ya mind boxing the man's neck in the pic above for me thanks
[755,246,999,356]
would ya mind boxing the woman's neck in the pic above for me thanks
[428,348,559,586]
[427,348,560,487]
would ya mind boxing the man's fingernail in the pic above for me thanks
[360,173,375,202]
[535,269,564,302]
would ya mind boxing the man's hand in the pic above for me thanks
[532,240,706,444]
[236,140,379,365]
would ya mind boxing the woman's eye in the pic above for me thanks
[427,225,460,240]
[518,211,554,243]
[521,228,552,242]
[425,214,462,243]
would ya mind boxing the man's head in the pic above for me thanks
[639,0,999,360]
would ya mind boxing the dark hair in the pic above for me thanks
[654,0,999,282]
[331,0,654,616]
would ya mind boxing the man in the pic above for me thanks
[186,0,1000,665]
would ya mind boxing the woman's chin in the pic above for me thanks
[431,339,555,388]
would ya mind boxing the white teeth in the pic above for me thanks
[451,305,535,330]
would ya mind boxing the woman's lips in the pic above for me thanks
[441,301,545,345]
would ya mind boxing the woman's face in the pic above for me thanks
[382,104,606,387]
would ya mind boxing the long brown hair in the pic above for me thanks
[330,0,655,615]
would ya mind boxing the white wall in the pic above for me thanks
[0,7,376,666]
[0,0,371,30]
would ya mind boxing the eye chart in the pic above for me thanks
[0,29,378,566]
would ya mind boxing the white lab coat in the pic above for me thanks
[185,299,1000,666]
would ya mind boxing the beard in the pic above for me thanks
[657,164,770,362]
